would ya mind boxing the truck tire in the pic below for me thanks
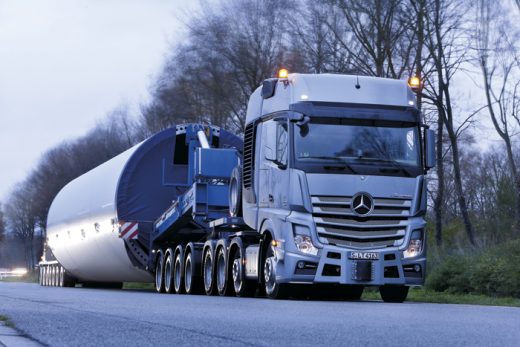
[58,266,65,287]
[155,250,165,293]
[184,251,202,295]
[263,243,289,299]
[173,247,185,294]
[51,265,57,286]
[216,246,232,296]
[164,248,175,294]
[228,166,242,217]
[230,245,256,297]
[379,285,409,303]
[203,247,216,295]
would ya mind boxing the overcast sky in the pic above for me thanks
[0,0,194,201]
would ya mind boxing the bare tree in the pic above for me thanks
[476,0,520,235]
[5,186,37,270]
[141,0,296,134]
[0,203,5,244]
[326,0,417,78]
[288,1,356,73]
[423,0,477,245]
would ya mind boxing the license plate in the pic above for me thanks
[348,251,379,260]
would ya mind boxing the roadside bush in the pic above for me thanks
[426,239,520,298]
[425,256,473,293]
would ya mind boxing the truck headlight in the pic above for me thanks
[403,229,424,258]
[293,225,318,256]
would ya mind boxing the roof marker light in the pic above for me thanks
[408,76,421,91]
[278,68,289,79]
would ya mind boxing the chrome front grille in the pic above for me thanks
[311,195,411,249]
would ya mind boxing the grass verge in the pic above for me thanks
[123,282,155,290]
[362,287,520,307]
[0,315,15,328]
[0,272,38,283]
[0,272,39,283]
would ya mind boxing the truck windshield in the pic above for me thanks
[295,118,420,168]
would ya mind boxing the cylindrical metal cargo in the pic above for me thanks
[46,124,242,283]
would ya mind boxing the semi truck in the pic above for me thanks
[39,71,436,302]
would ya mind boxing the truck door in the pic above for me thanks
[257,121,274,210]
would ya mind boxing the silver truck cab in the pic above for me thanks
[242,72,435,300]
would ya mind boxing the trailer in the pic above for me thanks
[40,71,436,302]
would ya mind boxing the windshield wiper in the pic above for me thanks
[354,157,412,177]
[300,156,358,174]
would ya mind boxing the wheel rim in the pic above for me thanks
[232,252,242,293]
[185,254,192,292]
[155,255,163,292]
[204,251,212,292]
[165,256,172,293]
[264,255,276,295]
[174,255,182,293]
[216,250,226,292]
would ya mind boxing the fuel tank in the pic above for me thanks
[46,124,242,283]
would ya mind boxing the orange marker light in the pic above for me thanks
[278,69,289,79]
[408,76,421,89]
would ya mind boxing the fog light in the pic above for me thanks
[403,230,424,259]
[414,264,421,272]
[297,261,305,269]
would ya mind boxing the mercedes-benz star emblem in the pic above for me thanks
[351,192,374,216]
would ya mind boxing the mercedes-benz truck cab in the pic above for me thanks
[242,72,436,300]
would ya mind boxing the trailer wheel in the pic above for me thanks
[203,248,216,295]
[184,251,202,295]
[174,250,185,294]
[216,247,232,296]
[58,266,65,287]
[155,250,165,293]
[52,265,57,286]
[263,243,289,299]
[231,246,255,297]
[379,285,409,303]
[164,249,175,294]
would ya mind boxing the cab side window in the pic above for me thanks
[276,121,288,167]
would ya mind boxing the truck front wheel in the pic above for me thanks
[379,285,409,303]
[263,244,288,299]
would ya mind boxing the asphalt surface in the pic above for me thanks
[1,282,519,346]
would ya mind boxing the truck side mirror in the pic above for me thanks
[425,129,436,169]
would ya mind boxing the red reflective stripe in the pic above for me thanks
[120,222,137,237]
[127,229,139,240]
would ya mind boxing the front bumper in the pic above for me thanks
[276,246,425,286]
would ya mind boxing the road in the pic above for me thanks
[1,282,519,346]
